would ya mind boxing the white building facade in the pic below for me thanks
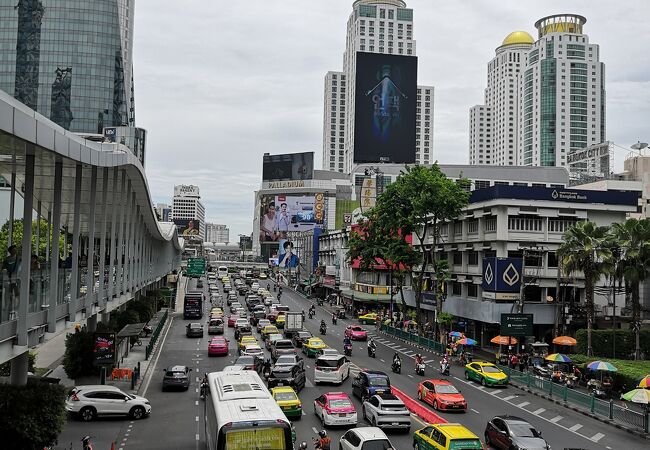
[322,0,434,173]
[172,185,205,237]
[205,223,230,243]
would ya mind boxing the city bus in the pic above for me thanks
[217,266,229,279]
[204,370,292,450]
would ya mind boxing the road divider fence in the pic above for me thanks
[381,324,446,354]
[391,386,447,425]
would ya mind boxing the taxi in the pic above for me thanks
[358,312,378,325]
[210,307,223,316]
[275,313,286,329]
[413,423,482,450]
[238,335,258,352]
[464,361,509,387]
[302,337,328,358]
[261,325,280,340]
[271,386,302,418]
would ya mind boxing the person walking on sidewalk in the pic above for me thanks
[510,353,519,370]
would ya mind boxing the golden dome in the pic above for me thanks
[501,31,534,46]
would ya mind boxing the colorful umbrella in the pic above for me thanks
[621,389,650,404]
[636,375,650,388]
[552,336,577,346]
[456,337,477,346]
[449,331,464,338]
[545,353,572,363]
[490,335,518,345]
[586,361,618,372]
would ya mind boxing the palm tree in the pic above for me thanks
[558,221,612,356]
[610,218,650,360]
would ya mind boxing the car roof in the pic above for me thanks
[271,386,297,394]
[352,427,389,440]
[427,379,453,385]
[434,423,479,439]
[210,336,226,341]
[362,370,388,377]
[74,385,122,392]
[166,365,188,372]
[324,391,350,399]
[374,393,399,401]
[189,323,202,327]
[496,415,529,424]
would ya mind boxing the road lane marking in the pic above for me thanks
[312,427,319,434]
[407,374,414,378]
[471,408,480,414]
[380,359,385,363]
[515,401,530,407]
[590,432,605,443]
[502,395,516,401]
[424,359,435,364]
[410,413,426,426]
[196,434,200,441]
[569,424,583,431]
[549,415,563,423]
[532,408,546,415]
[490,390,502,396]
[195,400,199,406]
[141,316,174,396]
[196,416,199,422]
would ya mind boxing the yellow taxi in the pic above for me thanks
[259,272,268,279]
[464,361,509,387]
[261,325,279,340]
[358,312,378,325]
[238,335,258,352]
[221,276,230,283]
[271,386,302,418]
[413,423,482,450]
[275,313,286,329]
[210,307,223,315]
[302,337,328,358]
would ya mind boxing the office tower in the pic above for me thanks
[172,185,205,238]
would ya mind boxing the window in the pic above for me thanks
[342,430,361,447]
[547,252,558,268]
[508,216,542,231]
[453,222,462,235]
[467,220,478,234]
[468,251,478,266]
[453,252,462,266]
[467,284,478,298]
[474,180,490,190]
[452,282,461,296]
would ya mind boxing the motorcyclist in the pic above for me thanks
[392,352,401,369]
[301,310,306,321]
[320,319,327,333]
[440,355,449,373]
[263,358,272,378]
[314,430,331,450]
[200,373,209,398]
[368,337,376,353]
[332,313,337,324]
[415,353,424,366]
[343,336,352,347]
[267,283,270,290]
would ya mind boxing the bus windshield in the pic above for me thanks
[223,425,287,450]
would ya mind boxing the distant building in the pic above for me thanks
[155,203,172,222]
[172,185,205,238]
[205,223,229,243]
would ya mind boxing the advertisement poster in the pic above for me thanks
[174,218,201,237]
[278,239,299,269]
[263,152,314,181]
[93,332,116,366]
[259,193,325,243]
[353,52,417,164]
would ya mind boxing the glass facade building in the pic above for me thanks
[0,0,136,133]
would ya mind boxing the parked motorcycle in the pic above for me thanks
[392,359,401,374]
[317,298,324,306]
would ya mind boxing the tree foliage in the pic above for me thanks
[0,381,67,450]
[0,219,66,260]
[63,328,97,379]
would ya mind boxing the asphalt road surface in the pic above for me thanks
[73,277,648,450]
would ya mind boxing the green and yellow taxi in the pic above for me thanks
[271,386,302,419]
[238,335,258,352]
[464,361,509,387]
[261,325,279,340]
[413,423,482,450]
[275,313,286,329]
[302,337,328,358]
[358,312,378,325]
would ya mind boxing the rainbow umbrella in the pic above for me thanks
[636,376,650,388]
[457,337,477,346]
[545,353,572,363]
[449,331,464,338]
[621,389,650,404]
[586,361,618,372]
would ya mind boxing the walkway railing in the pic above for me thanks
[145,309,168,360]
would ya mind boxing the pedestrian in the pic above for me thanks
[510,353,519,369]
[2,245,20,301]
[518,354,525,372]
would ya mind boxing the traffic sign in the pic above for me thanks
[500,313,533,336]
[187,258,206,276]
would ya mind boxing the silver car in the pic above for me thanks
[361,394,410,430]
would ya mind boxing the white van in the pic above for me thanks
[314,354,350,385]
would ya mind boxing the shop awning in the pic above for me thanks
[340,289,394,304]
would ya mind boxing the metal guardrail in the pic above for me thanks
[145,309,168,360]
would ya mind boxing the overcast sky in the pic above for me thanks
[133,0,650,240]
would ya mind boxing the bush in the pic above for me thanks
[0,380,67,450]
[568,354,649,392]
[575,329,650,359]
[0,351,36,376]
[63,329,97,379]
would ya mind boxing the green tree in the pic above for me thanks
[0,219,65,261]
[63,328,97,379]
[610,218,650,360]
[372,164,470,336]
[558,221,612,356]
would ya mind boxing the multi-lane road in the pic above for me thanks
[110,277,647,450]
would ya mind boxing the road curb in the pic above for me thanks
[134,314,174,395]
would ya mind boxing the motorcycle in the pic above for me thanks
[317,298,324,306]
[440,361,450,376]
[200,375,209,399]
[320,324,327,335]
[565,373,577,389]
[367,344,376,358]
[344,343,352,356]
[139,324,153,337]
[392,359,401,374]
[415,362,426,376]
[263,367,272,380]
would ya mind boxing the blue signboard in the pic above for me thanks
[482,257,522,293]
[470,185,639,207]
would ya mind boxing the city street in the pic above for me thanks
[96,278,648,450]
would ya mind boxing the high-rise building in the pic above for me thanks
[0,0,136,133]
[205,223,230,244]
[469,31,534,166]
[322,0,434,173]
[172,185,205,238]
[155,203,172,222]
[520,14,605,168]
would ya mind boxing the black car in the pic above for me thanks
[267,364,306,391]
[162,365,192,391]
[186,323,204,338]
[352,370,391,401]
[273,354,304,370]
[235,355,263,373]
[234,324,253,340]
[485,415,550,450]
[291,331,312,348]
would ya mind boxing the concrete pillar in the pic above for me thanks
[87,314,97,333]
[115,176,128,296]
[35,200,41,256]
[17,153,35,350]
[47,161,63,331]
[98,168,109,309]
[10,351,29,386]
[8,163,16,246]
[69,164,83,321]
[108,169,120,299]
[86,166,97,307]
[45,210,51,263]
[130,203,138,292]
[123,184,133,293]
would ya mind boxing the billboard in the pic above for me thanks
[174,218,201,237]
[174,185,200,197]
[263,152,314,182]
[353,52,417,164]
[93,332,116,366]
[481,257,522,301]
[500,314,533,336]
[258,193,325,243]
[278,239,299,268]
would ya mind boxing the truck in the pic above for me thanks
[283,311,304,339]
[183,291,203,319]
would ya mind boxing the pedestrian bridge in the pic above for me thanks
[0,90,183,383]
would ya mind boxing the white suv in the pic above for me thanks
[65,385,151,421]
[314,354,350,385]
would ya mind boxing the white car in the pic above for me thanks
[314,354,350,385]
[242,344,264,358]
[234,318,249,329]
[361,394,411,430]
[339,427,394,450]
[263,296,274,306]
[65,385,151,421]
[251,282,260,291]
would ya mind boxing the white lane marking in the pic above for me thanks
[424,359,435,364]
[471,408,480,414]
[590,432,605,443]
[407,374,414,378]
[515,401,530,408]
[195,416,199,422]
[196,377,200,382]
[502,395,516,401]
[141,316,174,396]
[403,350,415,356]
[549,415,563,423]
[490,390,502,396]
[569,424,583,431]
[532,408,546,415]
[396,347,407,352]
[195,400,199,406]
[302,410,306,416]
[477,386,487,391]
[380,359,386,363]
[196,434,200,441]
[312,427,319,434]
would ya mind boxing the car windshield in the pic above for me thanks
[236,356,254,364]
[316,359,341,368]
[482,366,501,374]
[360,440,393,450]
[328,399,352,409]
[272,369,292,378]
[274,391,297,401]
[275,356,296,365]
[508,423,541,437]
[435,384,459,394]
[275,341,293,348]
[368,376,389,387]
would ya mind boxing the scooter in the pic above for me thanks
[344,343,352,356]
[367,344,376,358]
[415,362,426,376]
[440,361,450,376]
[392,359,401,374]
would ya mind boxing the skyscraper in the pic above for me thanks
[172,185,205,238]
[0,0,136,133]
[322,0,434,173]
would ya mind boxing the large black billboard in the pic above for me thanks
[263,152,314,181]
[353,52,417,164]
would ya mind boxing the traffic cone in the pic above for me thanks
[110,442,115,450]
